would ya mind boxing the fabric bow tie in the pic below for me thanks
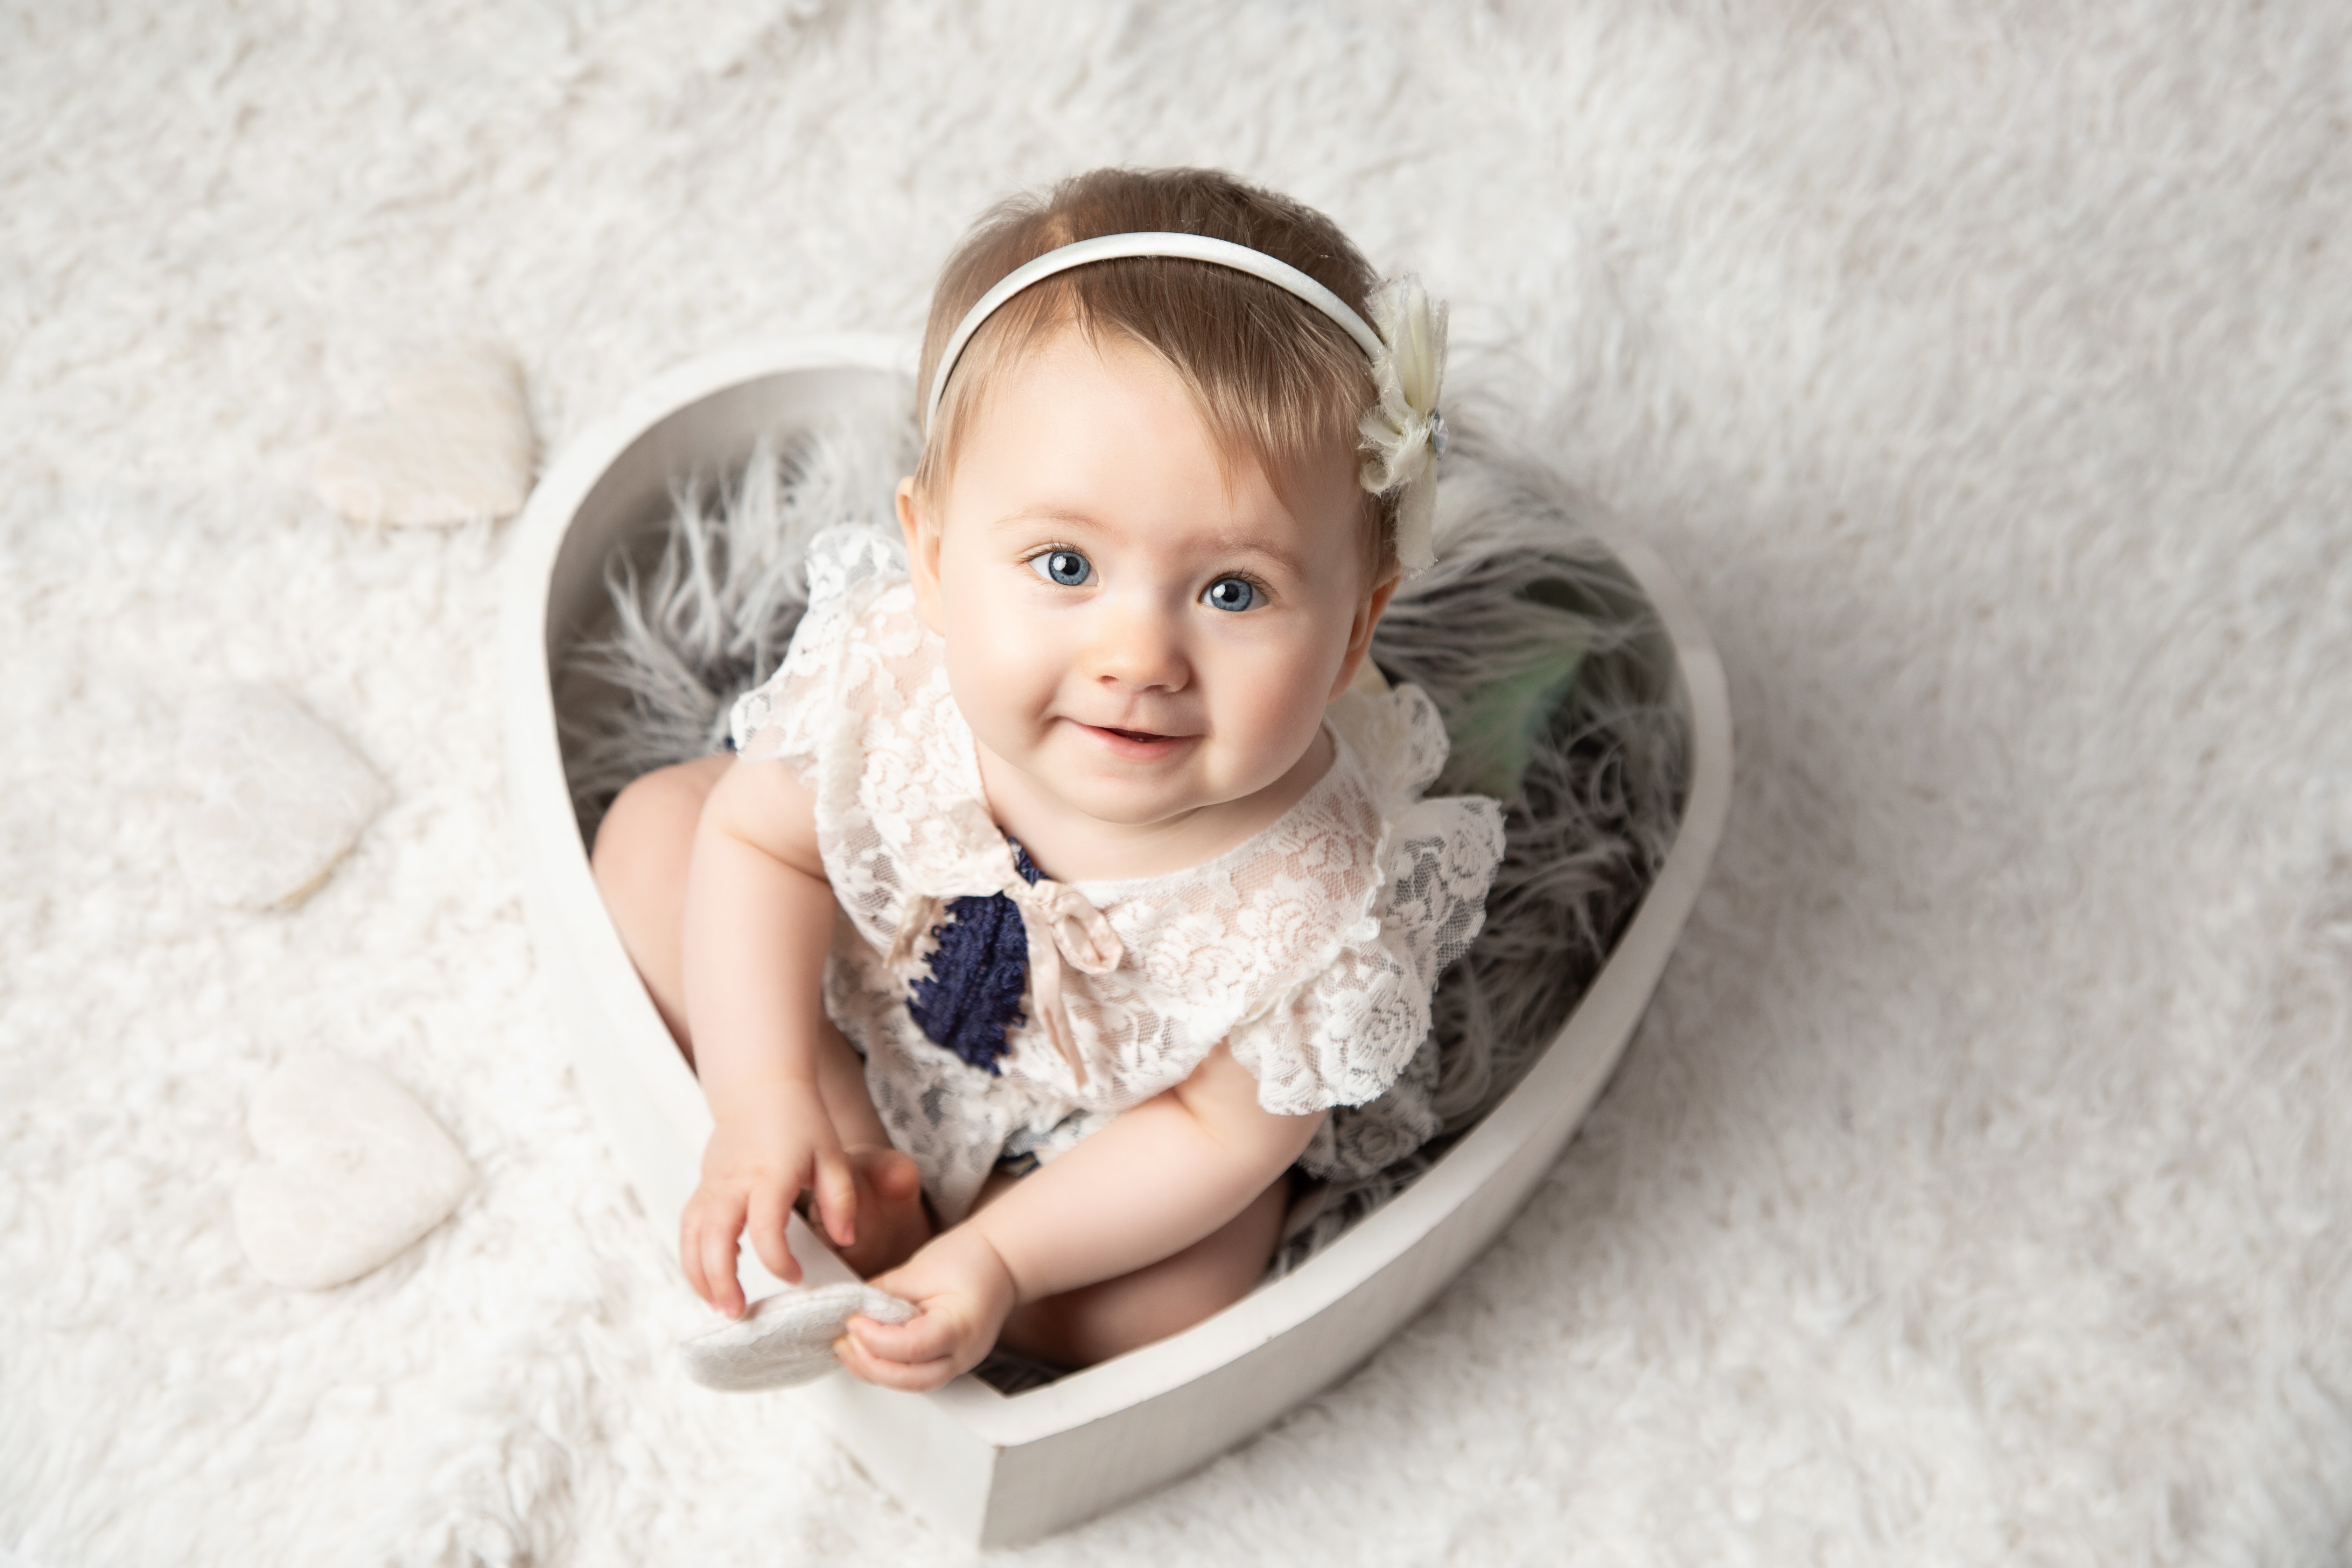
[1002,877,1122,1085]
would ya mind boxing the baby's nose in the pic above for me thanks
[1084,596,1189,691]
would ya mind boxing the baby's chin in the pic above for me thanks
[1027,755,1276,825]
[1046,778,1239,831]
[974,724,1310,841]
[1067,727,1331,817]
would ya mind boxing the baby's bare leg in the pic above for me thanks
[592,755,729,1055]
[986,1175,1289,1369]
[592,756,929,1275]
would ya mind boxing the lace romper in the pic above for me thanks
[730,529,1509,1224]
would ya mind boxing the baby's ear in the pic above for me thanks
[897,478,946,634]
[1330,565,1402,701]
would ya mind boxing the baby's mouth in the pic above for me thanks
[1078,720,1189,752]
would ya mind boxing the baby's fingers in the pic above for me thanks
[835,1323,961,1392]
[812,1149,859,1252]
[701,1224,747,1318]
[844,1307,959,1367]
[743,1184,800,1287]
[681,1193,749,1319]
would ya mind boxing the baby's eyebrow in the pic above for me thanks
[984,504,1102,535]
[1203,534,1308,580]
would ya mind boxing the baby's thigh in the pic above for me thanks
[993,1176,1289,1370]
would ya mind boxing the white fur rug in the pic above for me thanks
[6,3,2350,1563]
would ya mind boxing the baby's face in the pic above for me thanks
[901,327,1384,839]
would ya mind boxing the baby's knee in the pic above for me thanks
[592,756,726,902]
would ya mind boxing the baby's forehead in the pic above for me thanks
[950,323,1353,492]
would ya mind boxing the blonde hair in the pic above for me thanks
[913,167,1397,575]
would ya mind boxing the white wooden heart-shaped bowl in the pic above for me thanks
[500,336,1732,1548]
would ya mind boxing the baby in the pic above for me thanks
[592,167,1505,1390]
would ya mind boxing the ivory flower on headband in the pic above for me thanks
[1357,276,1450,575]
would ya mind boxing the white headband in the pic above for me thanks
[923,230,1451,573]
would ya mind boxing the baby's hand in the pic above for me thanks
[836,1226,1018,1392]
[680,1079,854,1318]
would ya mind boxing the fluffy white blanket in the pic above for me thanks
[5,3,2348,1563]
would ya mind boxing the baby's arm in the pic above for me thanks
[841,1043,1322,1389]
[677,757,855,1318]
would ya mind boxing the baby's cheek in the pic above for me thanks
[1228,650,1331,776]
[944,631,1057,757]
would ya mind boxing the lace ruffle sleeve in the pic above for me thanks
[1227,757,1506,1119]
[727,527,903,779]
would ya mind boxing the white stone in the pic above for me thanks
[316,344,536,526]
[171,684,388,910]
[233,1051,477,1292]
[678,1282,918,1392]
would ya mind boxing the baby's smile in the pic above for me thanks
[1076,720,1191,756]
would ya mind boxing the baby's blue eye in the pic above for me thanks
[1032,549,1094,587]
[1202,576,1259,613]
